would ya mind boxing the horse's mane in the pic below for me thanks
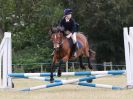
[50,26,64,34]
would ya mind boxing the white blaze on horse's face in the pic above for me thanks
[51,33,60,49]
[54,35,56,39]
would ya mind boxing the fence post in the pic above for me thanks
[66,61,68,72]
[0,32,12,88]
[103,62,112,71]
[72,62,75,72]
[124,27,133,87]
[40,64,43,73]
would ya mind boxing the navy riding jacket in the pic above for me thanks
[59,17,78,33]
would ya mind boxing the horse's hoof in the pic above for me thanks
[57,70,61,77]
[50,78,54,83]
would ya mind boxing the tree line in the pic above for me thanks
[0,0,133,64]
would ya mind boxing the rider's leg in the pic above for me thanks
[71,32,78,56]
[71,32,79,48]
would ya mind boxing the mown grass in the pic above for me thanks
[0,75,133,99]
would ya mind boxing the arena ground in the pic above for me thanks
[0,75,133,99]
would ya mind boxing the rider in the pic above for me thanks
[59,8,79,56]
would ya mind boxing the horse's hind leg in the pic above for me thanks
[85,49,92,69]
[79,55,86,69]
[87,57,92,69]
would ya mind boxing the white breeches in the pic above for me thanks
[71,32,77,44]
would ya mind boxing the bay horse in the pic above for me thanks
[49,26,96,82]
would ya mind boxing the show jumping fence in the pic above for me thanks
[0,27,132,91]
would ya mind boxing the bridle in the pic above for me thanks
[52,32,65,49]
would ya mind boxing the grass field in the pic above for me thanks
[0,75,133,99]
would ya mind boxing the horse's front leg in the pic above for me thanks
[58,61,62,77]
[58,55,69,77]
[50,57,58,83]
[50,63,54,83]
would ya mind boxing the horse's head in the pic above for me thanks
[49,26,65,51]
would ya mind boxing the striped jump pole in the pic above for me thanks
[26,77,61,82]
[77,82,123,90]
[25,73,113,82]
[19,75,109,91]
[9,70,126,78]
[27,77,123,90]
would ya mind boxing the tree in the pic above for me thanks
[0,0,133,64]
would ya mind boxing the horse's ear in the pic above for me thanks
[48,30,52,36]
[60,26,64,32]
[57,26,64,33]
[48,27,53,36]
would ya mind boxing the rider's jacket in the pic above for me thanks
[59,17,79,34]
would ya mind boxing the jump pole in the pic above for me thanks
[19,74,121,91]
[77,82,123,90]
[8,70,126,78]
[24,77,123,90]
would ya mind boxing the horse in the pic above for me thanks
[49,26,96,82]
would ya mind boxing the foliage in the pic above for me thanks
[0,0,133,64]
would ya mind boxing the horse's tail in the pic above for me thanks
[89,49,96,60]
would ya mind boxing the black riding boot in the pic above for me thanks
[72,44,77,57]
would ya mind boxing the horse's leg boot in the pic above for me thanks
[50,64,55,83]
[58,69,62,77]
[50,77,54,83]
